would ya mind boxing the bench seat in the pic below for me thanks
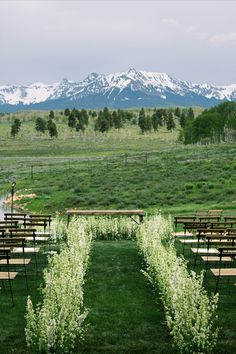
[172,231,193,237]
[0,259,31,265]
[35,232,50,236]
[12,247,40,253]
[201,256,232,262]
[26,236,48,242]
[0,271,18,280]
[179,239,204,244]
[210,268,236,276]
[191,248,219,254]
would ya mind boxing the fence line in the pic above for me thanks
[2,144,236,183]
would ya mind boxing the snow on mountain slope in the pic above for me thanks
[0,69,236,107]
[0,82,59,105]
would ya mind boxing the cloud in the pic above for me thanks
[209,31,236,46]
[161,18,179,26]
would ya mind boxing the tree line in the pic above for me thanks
[138,107,194,133]
[10,106,195,138]
[181,102,236,144]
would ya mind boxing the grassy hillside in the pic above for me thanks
[0,108,236,215]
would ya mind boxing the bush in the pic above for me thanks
[185,183,194,190]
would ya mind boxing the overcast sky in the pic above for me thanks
[0,0,236,86]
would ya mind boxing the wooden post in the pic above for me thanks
[31,165,34,180]
[145,152,148,165]
[124,153,128,166]
[87,160,90,173]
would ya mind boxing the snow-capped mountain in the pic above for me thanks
[0,68,236,111]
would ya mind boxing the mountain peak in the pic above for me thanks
[86,72,100,81]
[61,78,69,84]
[127,68,138,75]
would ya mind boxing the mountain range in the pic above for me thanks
[1,68,236,112]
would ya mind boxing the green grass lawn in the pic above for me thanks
[80,241,173,354]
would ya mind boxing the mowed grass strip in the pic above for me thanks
[80,241,173,354]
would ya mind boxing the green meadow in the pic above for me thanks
[1,108,236,215]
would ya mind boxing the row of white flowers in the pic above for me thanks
[136,215,219,354]
[25,218,92,354]
[83,216,138,240]
[50,215,138,242]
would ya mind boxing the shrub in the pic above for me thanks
[185,183,194,190]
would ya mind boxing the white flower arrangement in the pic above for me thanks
[83,216,138,240]
[25,218,92,353]
[137,214,219,354]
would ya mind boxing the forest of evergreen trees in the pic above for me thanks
[182,102,236,144]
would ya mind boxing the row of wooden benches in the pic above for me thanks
[174,220,236,234]
[0,213,52,305]
[174,210,224,226]
[1,213,52,232]
[175,227,236,291]
[174,210,236,231]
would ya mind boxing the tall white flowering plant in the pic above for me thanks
[84,216,138,240]
[25,218,92,354]
[50,215,68,243]
[50,216,138,242]
[137,215,219,354]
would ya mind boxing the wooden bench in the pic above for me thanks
[23,219,48,232]
[0,250,18,305]
[174,216,196,230]
[4,213,27,221]
[210,246,236,291]
[4,213,52,233]
[191,248,219,255]
[211,268,236,276]
[205,234,236,248]
[0,220,18,227]
[182,221,209,234]
[66,209,145,225]
[209,221,236,229]
[224,216,236,223]
[1,232,40,271]
[201,256,233,262]
[195,210,223,222]
[197,228,225,235]
[0,258,31,265]
[0,239,30,288]
[10,228,49,243]
[28,214,52,229]
[192,231,236,265]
